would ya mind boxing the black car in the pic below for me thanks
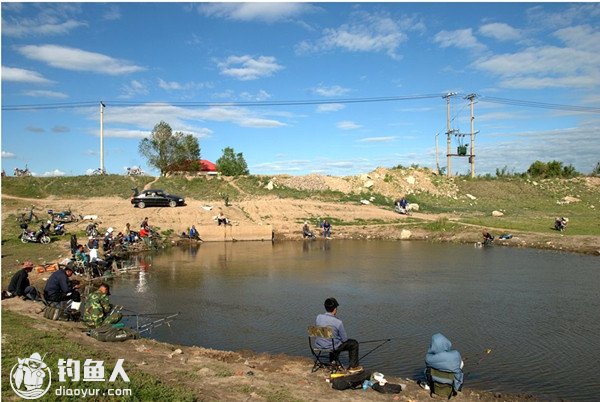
[131,189,185,208]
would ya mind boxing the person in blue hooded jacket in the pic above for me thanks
[422,332,464,393]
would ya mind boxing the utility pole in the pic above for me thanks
[466,94,478,178]
[100,101,105,173]
[435,132,440,174]
[442,93,456,177]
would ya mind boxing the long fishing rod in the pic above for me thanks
[360,338,392,344]
[358,338,392,363]
[137,312,180,334]
[464,348,492,378]
[119,308,181,334]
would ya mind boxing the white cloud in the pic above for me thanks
[240,90,271,101]
[197,3,316,23]
[476,125,600,174]
[358,136,396,143]
[337,121,362,130]
[1,151,16,159]
[96,103,285,139]
[297,11,412,59]
[103,5,121,21]
[1,17,85,37]
[434,29,486,51]
[313,85,350,97]
[218,55,283,80]
[252,159,313,172]
[120,80,149,98]
[158,78,209,91]
[554,25,600,53]
[476,41,600,89]
[2,66,53,84]
[317,103,345,113]
[525,4,600,30]
[18,45,144,75]
[479,23,521,41]
[23,89,68,98]
[41,169,66,177]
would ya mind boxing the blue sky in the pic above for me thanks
[2,2,599,177]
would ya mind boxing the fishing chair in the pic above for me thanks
[425,367,458,400]
[307,325,343,373]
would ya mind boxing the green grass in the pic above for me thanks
[409,176,600,234]
[1,207,68,282]
[1,176,155,199]
[1,310,197,402]
[153,176,239,201]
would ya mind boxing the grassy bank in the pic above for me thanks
[1,309,196,402]
[1,176,155,199]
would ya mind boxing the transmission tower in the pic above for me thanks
[441,93,479,177]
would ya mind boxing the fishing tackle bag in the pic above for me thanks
[372,382,403,394]
[88,324,139,342]
[43,306,79,321]
[331,370,371,390]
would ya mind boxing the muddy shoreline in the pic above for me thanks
[2,298,540,401]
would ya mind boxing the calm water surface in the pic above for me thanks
[111,241,600,401]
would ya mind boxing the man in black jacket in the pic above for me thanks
[44,267,81,303]
[5,260,38,300]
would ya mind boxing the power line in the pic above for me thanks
[3,93,599,113]
[479,96,600,113]
[1,94,443,111]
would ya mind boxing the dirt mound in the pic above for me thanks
[275,167,458,199]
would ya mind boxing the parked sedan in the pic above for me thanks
[131,189,185,208]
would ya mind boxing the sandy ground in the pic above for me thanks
[4,193,599,255]
[2,298,536,401]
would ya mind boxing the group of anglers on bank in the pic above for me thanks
[315,297,466,397]
[3,261,120,327]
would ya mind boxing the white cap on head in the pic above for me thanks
[107,227,114,233]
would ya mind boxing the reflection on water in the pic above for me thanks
[111,241,600,401]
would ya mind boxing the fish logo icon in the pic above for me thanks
[10,352,52,399]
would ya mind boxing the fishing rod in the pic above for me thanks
[358,338,392,363]
[119,308,181,334]
[464,348,492,378]
[137,312,180,334]
[360,338,392,344]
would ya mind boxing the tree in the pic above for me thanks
[138,121,200,176]
[592,162,600,177]
[527,160,579,179]
[216,147,249,176]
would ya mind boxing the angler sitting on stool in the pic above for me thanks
[83,283,122,328]
[315,297,363,373]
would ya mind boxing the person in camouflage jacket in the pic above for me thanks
[83,283,121,328]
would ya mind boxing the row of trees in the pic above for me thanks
[494,160,593,179]
[138,121,249,176]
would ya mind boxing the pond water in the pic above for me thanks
[111,240,600,401]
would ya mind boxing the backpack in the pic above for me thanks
[88,324,139,342]
[331,370,371,390]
